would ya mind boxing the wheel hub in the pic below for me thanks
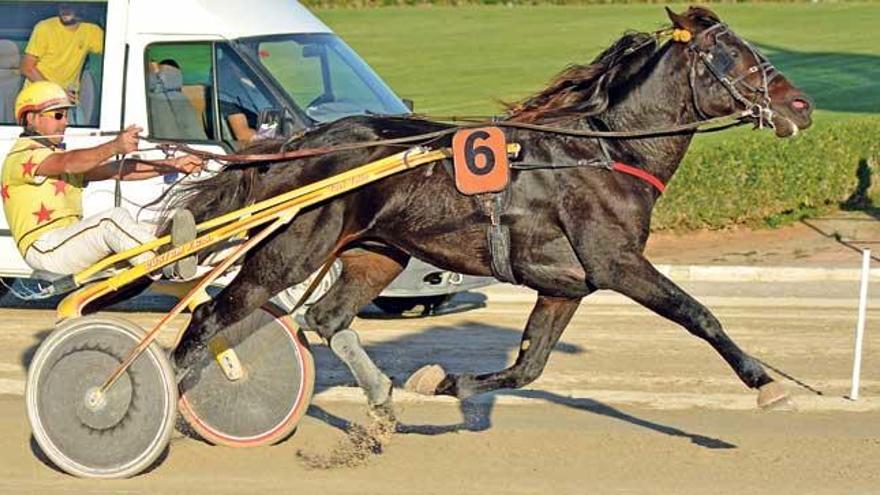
[74,374,132,430]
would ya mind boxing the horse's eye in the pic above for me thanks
[730,50,740,59]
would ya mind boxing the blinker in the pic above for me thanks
[709,44,735,75]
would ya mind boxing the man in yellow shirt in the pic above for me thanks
[20,4,103,124]
[3,81,203,279]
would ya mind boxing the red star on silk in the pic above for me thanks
[21,156,38,177]
[53,179,67,195]
[1,185,8,201]
[33,203,54,224]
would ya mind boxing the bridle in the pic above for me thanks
[687,23,780,129]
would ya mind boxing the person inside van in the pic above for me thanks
[2,81,203,280]
[20,3,103,125]
[218,67,258,146]
[217,59,277,147]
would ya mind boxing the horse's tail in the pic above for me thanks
[159,139,292,232]
[160,166,258,233]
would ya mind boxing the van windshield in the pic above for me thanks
[237,33,409,123]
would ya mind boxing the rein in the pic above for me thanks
[152,110,751,167]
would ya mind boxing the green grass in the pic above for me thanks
[312,4,880,229]
[314,3,880,119]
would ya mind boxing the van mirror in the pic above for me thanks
[302,44,324,58]
[402,98,414,112]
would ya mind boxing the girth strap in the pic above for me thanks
[475,190,518,285]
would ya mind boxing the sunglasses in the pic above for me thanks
[40,110,68,121]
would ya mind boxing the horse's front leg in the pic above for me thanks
[590,251,787,408]
[406,294,582,399]
[303,247,409,418]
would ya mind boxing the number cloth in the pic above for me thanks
[453,127,510,195]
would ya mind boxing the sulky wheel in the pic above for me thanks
[26,316,177,479]
[177,303,315,447]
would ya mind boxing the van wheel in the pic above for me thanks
[373,295,452,316]
[0,278,11,298]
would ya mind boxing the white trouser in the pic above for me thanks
[24,207,157,275]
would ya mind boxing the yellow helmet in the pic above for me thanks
[14,81,74,125]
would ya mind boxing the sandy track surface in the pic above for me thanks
[0,282,878,493]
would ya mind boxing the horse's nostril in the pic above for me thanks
[792,98,810,112]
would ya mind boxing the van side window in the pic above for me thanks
[145,43,215,141]
[0,2,107,127]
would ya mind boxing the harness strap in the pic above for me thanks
[475,191,518,285]
[611,162,666,194]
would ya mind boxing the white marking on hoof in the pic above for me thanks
[404,364,447,396]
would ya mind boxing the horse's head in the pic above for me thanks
[667,6,812,137]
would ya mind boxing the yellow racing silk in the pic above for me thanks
[2,137,84,256]
[24,17,103,91]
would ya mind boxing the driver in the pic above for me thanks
[2,81,203,279]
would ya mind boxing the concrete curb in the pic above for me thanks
[473,263,880,305]
[654,264,880,283]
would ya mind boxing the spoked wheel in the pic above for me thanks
[26,316,177,479]
[177,303,315,447]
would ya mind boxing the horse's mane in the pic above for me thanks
[505,31,660,124]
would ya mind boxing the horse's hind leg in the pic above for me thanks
[592,253,785,408]
[305,246,409,410]
[173,208,341,374]
[407,295,582,399]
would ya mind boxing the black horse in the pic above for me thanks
[171,6,813,416]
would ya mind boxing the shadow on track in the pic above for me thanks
[309,318,737,450]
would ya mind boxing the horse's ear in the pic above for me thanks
[665,7,695,31]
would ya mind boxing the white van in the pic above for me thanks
[0,0,493,311]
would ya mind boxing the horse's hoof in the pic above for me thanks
[757,381,792,410]
[404,364,447,395]
[368,399,397,427]
[366,398,397,446]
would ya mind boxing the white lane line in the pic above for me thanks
[0,378,24,395]
[481,292,880,309]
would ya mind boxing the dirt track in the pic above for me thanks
[0,281,878,493]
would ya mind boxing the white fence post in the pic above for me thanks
[850,249,870,401]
